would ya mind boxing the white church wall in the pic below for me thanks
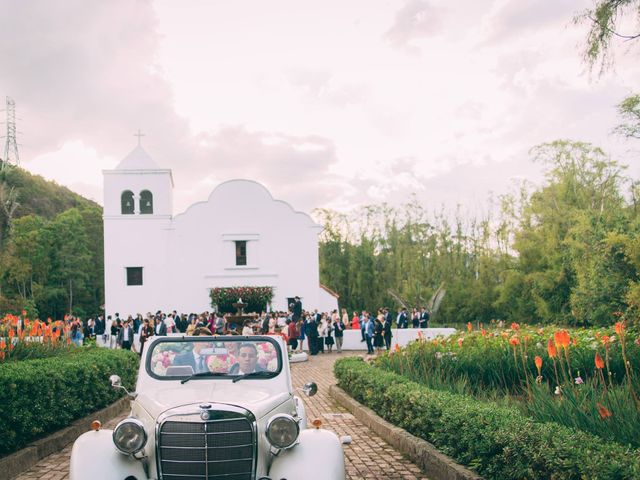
[103,147,338,318]
[167,180,328,314]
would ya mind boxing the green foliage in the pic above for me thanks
[0,347,138,455]
[614,94,640,140]
[575,0,640,74]
[0,166,103,319]
[376,327,639,395]
[335,357,640,479]
[319,140,640,327]
[525,380,640,448]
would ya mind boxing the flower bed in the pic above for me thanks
[376,322,640,446]
[335,357,640,480]
[0,347,138,456]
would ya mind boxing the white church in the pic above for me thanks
[102,144,339,318]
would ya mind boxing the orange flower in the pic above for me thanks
[596,403,612,419]
[509,336,520,347]
[595,352,605,370]
[615,322,625,335]
[572,337,577,347]
[534,355,543,375]
[467,322,472,332]
[511,322,520,331]
[601,335,610,346]
[394,344,401,353]
[481,328,486,338]
[554,330,570,349]
[458,338,464,347]
[8,329,14,339]
[0,340,5,350]
[547,338,557,358]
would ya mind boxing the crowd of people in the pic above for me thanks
[76,303,430,357]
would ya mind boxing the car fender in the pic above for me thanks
[70,430,148,480]
[268,428,345,480]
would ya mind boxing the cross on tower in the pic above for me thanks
[134,129,145,146]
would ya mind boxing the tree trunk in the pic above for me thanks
[68,279,73,314]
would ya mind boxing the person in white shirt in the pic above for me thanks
[242,322,254,336]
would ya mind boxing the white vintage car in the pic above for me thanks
[70,335,346,480]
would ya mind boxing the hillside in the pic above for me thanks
[0,165,101,246]
[0,165,99,219]
[0,164,104,318]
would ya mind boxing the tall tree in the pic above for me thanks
[576,0,640,74]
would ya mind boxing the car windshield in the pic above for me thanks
[147,336,282,380]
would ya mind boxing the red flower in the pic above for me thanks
[596,403,612,419]
[534,355,542,375]
[595,352,605,370]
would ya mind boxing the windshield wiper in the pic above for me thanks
[180,372,228,384]
[232,371,273,383]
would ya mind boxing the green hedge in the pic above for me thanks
[334,357,640,480]
[0,347,138,456]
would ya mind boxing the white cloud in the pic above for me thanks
[1,0,638,222]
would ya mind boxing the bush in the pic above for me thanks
[0,347,138,456]
[334,357,640,480]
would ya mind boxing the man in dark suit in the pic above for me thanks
[94,315,105,335]
[155,316,167,336]
[420,307,430,328]
[173,327,213,373]
[117,320,134,350]
[383,313,393,350]
[396,308,408,329]
[305,316,319,355]
[292,296,302,321]
[233,343,265,374]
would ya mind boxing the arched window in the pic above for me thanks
[121,190,134,214]
[140,190,153,214]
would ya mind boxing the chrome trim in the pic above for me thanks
[155,403,257,480]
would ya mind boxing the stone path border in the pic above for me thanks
[330,385,482,480]
[1,397,129,480]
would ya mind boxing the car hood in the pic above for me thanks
[137,383,293,420]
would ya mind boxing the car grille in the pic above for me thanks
[158,415,255,480]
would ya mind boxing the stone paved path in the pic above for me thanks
[13,352,429,480]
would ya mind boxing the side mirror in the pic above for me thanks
[109,374,137,399]
[110,375,122,389]
[302,381,317,397]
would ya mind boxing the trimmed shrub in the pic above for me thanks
[0,347,138,456]
[334,357,640,480]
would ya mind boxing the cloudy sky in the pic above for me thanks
[1,0,638,217]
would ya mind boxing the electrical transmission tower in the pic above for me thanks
[1,96,20,171]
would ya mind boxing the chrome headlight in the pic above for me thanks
[112,418,147,454]
[266,414,299,449]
